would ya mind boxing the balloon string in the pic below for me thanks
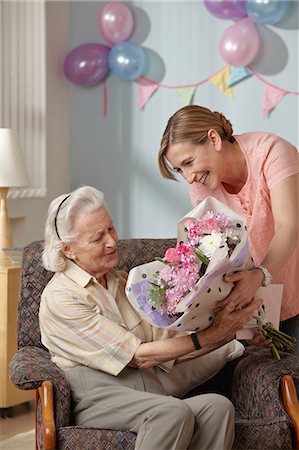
[103,78,108,116]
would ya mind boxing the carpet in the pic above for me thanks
[0,428,35,449]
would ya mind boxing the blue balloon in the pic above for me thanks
[246,0,289,25]
[108,42,147,81]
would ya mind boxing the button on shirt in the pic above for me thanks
[39,260,179,376]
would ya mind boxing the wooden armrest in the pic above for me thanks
[35,380,56,450]
[281,375,299,449]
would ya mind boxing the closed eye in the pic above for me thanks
[173,167,182,173]
[184,160,193,167]
[172,159,194,173]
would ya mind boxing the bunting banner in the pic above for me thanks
[119,65,299,118]
[262,83,287,116]
[175,86,196,107]
[137,77,159,110]
[209,66,234,98]
[227,66,252,87]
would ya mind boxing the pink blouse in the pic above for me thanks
[189,132,299,321]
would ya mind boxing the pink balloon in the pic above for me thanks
[219,18,260,67]
[97,1,134,45]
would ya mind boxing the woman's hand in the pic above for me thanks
[222,269,264,310]
[246,333,272,347]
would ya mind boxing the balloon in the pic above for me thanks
[63,43,110,86]
[246,0,289,25]
[204,0,247,20]
[108,42,147,81]
[97,1,134,45]
[219,18,260,67]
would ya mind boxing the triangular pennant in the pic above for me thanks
[262,84,287,116]
[227,66,252,87]
[175,86,196,107]
[137,77,159,110]
[209,66,233,98]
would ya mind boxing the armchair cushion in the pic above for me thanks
[9,346,71,428]
[57,427,136,450]
[231,347,299,449]
[231,346,299,419]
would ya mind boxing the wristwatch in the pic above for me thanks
[256,265,272,287]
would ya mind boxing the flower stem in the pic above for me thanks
[261,322,296,359]
[264,323,296,342]
[271,344,281,360]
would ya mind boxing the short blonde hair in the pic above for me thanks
[42,186,106,272]
[158,105,234,180]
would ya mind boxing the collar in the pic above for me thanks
[64,260,93,287]
[64,260,120,289]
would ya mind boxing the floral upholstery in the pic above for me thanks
[9,238,299,449]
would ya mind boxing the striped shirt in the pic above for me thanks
[39,260,180,376]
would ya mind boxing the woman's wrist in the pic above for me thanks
[255,265,272,287]
[198,328,222,349]
[190,332,201,350]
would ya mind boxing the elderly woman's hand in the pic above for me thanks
[202,296,262,349]
[128,296,261,371]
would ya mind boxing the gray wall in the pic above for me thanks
[69,1,299,239]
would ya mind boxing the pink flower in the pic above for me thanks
[177,243,194,261]
[184,219,195,230]
[147,209,241,316]
[164,247,181,265]
[215,213,231,229]
[201,217,219,234]
[165,263,200,313]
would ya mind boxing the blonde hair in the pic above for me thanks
[42,186,106,272]
[158,105,234,180]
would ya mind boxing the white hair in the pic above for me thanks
[42,185,106,272]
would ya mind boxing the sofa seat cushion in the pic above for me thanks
[57,427,136,450]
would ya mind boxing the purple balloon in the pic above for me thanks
[204,0,247,20]
[63,43,110,86]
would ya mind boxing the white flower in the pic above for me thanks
[199,231,223,259]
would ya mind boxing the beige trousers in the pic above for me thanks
[66,363,235,450]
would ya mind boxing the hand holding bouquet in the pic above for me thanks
[126,197,296,359]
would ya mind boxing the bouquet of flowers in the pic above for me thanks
[126,197,296,359]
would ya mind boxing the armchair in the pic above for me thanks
[9,238,299,450]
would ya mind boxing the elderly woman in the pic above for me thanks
[158,105,299,352]
[40,185,261,450]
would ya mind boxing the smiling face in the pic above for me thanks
[62,206,119,280]
[166,137,225,190]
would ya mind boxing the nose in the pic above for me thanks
[184,170,196,184]
[104,232,116,248]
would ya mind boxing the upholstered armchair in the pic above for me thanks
[9,238,299,450]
